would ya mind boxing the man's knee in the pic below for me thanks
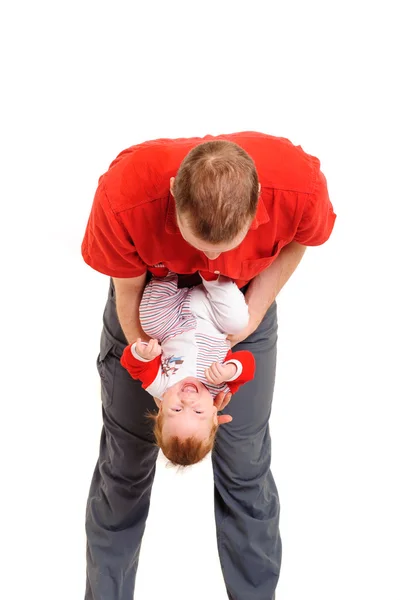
[213,419,272,479]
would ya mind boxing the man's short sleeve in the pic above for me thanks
[81,182,146,277]
[294,165,337,246]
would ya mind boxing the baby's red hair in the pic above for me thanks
[146,410,219,467]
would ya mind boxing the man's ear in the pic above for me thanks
[170,177,175,197]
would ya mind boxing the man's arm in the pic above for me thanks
[228,240,307,346]
[113,274,149,344]
[246,240,307,324]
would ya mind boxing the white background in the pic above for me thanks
[1,1,399,599]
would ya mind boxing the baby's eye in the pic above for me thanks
[173,408,182,412]
[195,411,203,414]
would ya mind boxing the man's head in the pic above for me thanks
[170,140,261,259]
[147,377,219,467]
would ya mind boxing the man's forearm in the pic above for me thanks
[113,274,149,345]
[245,240,307,326]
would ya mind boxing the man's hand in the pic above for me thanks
[135,338,161,360]
[205,362,237,385]
[214,390,233,425]
[227,315,260,348]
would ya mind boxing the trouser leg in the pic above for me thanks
[85,280,159,600]
[212,301,282,600]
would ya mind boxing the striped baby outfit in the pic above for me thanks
[122,271,254,399]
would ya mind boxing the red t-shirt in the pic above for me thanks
[81,131,336,288]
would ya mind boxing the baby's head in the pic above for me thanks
[147,377,219,467]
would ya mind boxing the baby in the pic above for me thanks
[121,271,255,466]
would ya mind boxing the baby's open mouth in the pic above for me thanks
[181,382,198,393]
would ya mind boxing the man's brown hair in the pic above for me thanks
[173,140,260,243]
[146,410,219,467]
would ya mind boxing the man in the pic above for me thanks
[82,131,336,599]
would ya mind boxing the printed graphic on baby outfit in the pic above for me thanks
[161,355,184,376]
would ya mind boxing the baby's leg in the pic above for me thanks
[201,276,249,335]
[139,272,193,343]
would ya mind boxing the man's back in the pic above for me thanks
[82,131,335,287]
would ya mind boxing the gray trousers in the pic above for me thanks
[85,278,282,600]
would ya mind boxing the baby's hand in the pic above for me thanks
[135,338,161,360]
[205,362,237,385]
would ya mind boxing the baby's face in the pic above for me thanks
[160,377,218,441]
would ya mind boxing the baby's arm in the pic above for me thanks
[223,350,256,394]
[120,339,168,397]
[204,350,255,392]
